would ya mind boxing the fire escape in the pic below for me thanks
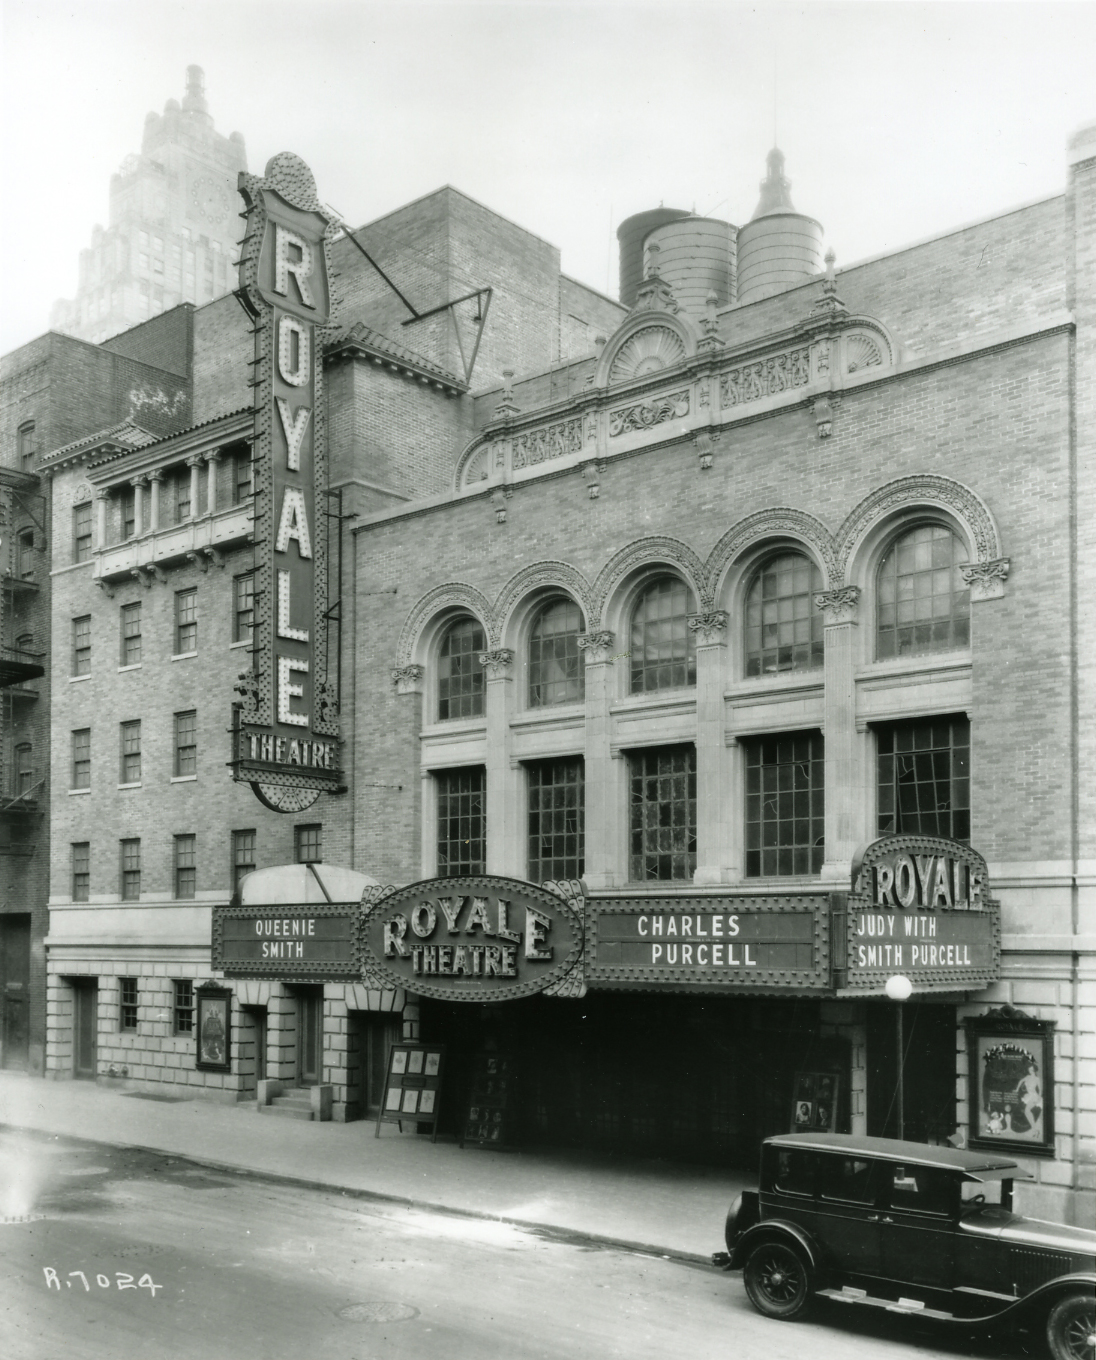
[0,470,47,855]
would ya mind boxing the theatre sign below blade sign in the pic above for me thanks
[230,152,343,812]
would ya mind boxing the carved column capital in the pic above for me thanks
[146,468,164,483]
[960,557,1010,602]
[203,448,221,463]
[94,487,112,501]
[687,610,729,645]
[185,454,205,468]
[479,648,513,679]
[392,664,424,695]
[130,474,148,488]
[577,630,615,664]
[814,585,861,624]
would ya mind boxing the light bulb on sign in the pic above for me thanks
[885,974,913,1002]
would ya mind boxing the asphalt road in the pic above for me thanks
[0,1128,1044,1360]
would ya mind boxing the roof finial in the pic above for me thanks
[752,147,796,220]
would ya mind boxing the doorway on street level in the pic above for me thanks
[71,978,99,1080]
[293,987,323,1087]
[866,999,956,1143]
[0,914,30,1070]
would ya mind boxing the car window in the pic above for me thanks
[818,1155,880,1205]
[774,1149,816,1197]
[960,1178,1004,1209]
[887,1164,953,1216]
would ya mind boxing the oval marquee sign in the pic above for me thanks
[361,876,584,1002]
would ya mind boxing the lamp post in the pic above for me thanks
[885,974,913,1139]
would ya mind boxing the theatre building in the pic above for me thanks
[16,120,1094,1228]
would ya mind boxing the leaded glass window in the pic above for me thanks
[438,619,485,720]
[630,578,696,693]
[529,600,584,707]
[436,767,485,876]
[745,554,824,676]
[629,745,696,881]
[877,525,970,659]
[877,717,970,842]
[744,731,825,877]
[528,757,584,882]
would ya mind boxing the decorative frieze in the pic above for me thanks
[815,585,861,625]
[577,630,615,664]
[512,418,583,468]
[608,390,690,438]
[960,557,1011,602]
[720,348,811,408]
[687,610,729,645]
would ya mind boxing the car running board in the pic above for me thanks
[818,1286,955,1321]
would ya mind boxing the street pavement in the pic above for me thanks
[0,1128,1038,1360]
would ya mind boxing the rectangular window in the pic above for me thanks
[234,450,253,505]
[744,731,825,877]
[120,720,141,783]
[233,573,254,643]
[18,422,38,471]
[121,488,136,540]
[175,468,191,523]
[120,838,141,900]
[527,757,585,882]
[71,728,91,789]
[232,830,256,894]
[119,977,138,1031]
[18,529,35,578]
[120,600,142,665]
[175,588,197,653]
[174,834,196,899]
[73,502,93,562]
[628,745,696,881]
[72,615,91,676]
[174,710,197,776]
[173,979,194,1035]
[72,842,90,902]
[436,767,486,876]
[294,824,322,864]
[877,716,970,843]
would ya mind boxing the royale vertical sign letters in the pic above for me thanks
[232,154,341,811]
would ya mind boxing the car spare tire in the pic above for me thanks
[1046,1293,1096,1360]
[743,1240,814,1321]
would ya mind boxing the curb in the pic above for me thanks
[1,1121,716,1269]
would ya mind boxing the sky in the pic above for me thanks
[1,0,1094,354]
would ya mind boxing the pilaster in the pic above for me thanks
[480,648,516,874]
[689,611,732,884]
[579,631,623,889]
[816,587,869,881]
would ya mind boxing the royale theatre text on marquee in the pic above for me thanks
[230,153,342,812]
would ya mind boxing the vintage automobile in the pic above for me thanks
[712,1132,1095,1360]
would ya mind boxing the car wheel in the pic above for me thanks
[743,1240,813,1320]
[1046,1293,1096,1360]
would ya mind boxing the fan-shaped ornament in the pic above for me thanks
[845,332,884,373]
[609,326,687,385]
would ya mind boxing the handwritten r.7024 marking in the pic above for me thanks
[43,1268,162,1295]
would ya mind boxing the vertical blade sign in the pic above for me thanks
[232,153,341,812]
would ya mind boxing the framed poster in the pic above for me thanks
[791,1071,840,1133]
[965,1007,1055,1156]
[375,1043,445,1141]
[195,984,231,1073]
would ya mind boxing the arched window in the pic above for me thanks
[877,525,969,659]
[529,599,585,707]
[438,617,485,720]
[630,577,696,693]
[745,553,823,676]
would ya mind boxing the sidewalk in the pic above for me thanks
[0,1072,746,1262]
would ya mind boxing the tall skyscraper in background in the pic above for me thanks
[50,67,247,344]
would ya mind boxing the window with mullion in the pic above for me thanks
[72,728,91,789]
[175,467,192,523]
[72,615,91,675]
[120,838,141,900]
[877,716,970,843]
[744,731,825,877]
[630,577,697,693]
[234,573,254,643]
[73,502,93,562]
[436,767,486,876]
[628,744,696,881]
[121,601,142,665]
[121,488,136,540]
[175,588,198,654]
[120,720,141,783]
[745,554,824,676]
[174,710,197,776]
[232,829,256,893]
[527,757,584,882]
[529,601,584,707]
[173,979,194,1034]
[119,976,138,1030]
[72,842,90,901]
[877,525,970,659]
[174,834,196,899]
[438,619,485,720]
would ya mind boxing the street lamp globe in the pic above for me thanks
[885,974,913,1001]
